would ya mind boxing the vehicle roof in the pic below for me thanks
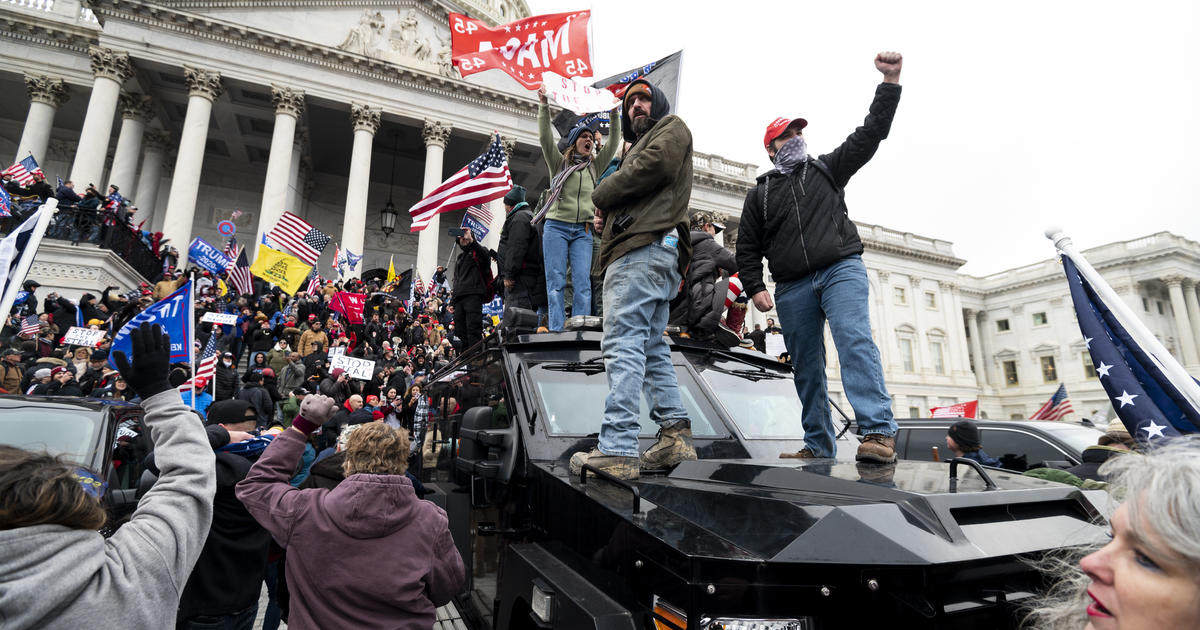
[0,395,140,412]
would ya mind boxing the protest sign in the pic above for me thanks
[327,346,346,360]
[331,354,375,380]
[109,281,193,367]
[188,237,232,275]
[461,214,489,241]
[542,71,619,115]
[62,326,105,347]
[200,312,239,325]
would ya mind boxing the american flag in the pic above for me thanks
[227,247,254,295]
[223,236,238,266]
[19,313,40,336]
[105,191,125,211]
[466,204,493,225]
[414,270,425,295]
[266,211,330,266]
[1062,254,1199,442]
[1029,384,1073,421]
[304,269,321,295]
[408,135,512,232]
[0,186,10,218]
[1,156,39,187]
[178,332,219,392]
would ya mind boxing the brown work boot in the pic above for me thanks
[640,423,698,470]
[569,448,640,480]
[856,434,897,464]
[780,448,819,459]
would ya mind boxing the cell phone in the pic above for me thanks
[447,228,466,237]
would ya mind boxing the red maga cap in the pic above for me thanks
[763,117,807,150]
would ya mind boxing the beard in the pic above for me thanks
[631,115,654,136]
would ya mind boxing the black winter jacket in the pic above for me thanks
[736,83,901,296]
[214,362,240,401]
[452,240,492,300]
[670,231,737,332]
[237,383,274,428]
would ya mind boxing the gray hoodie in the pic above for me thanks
[0,391,216,629]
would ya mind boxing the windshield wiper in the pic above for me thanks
[538,357,606,375]
[701,349,787,381]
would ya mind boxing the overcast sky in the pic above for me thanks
[527,0,1199,275]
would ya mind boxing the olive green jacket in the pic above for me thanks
[591,115,693,277]
[537,104,621,225]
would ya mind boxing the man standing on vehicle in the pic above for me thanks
[569,78,696,480]
[736,52,904,463]
[451,227,491,350]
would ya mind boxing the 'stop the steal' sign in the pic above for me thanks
[330,354,375,381]
[188,237,232,275]
[542,71,620,115]
[450,11,592,89]
[62,326,106,347]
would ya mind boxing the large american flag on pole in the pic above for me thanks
[227,247,254,295]
[408,135,511,232]
[1029,384,1073,421]
[1,156,39,187]
[266,211,331,265]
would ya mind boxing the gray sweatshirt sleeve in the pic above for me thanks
[104,390,216,601]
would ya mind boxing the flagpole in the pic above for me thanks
[0,199,57,319]
[188,271,196,410]
[1047,227,1200,412]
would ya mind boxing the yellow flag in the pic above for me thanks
[249,244,314,295]
[217,278,228,296]
[386,255,396,284]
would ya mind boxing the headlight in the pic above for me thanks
[701,618,812,630]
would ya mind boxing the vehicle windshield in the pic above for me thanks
[697,358,809,439]
[0,406,102,465]
[525,357,726,438]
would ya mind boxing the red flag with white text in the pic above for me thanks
[929,400,979,418]
[449,11,593,89]
[330,291,367,325]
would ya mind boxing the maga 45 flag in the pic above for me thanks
[1063,255,1199,443]
[108,280,193,368]
[450,11,592,89]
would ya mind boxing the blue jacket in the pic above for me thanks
[180,390,213,418]
[962,448,1001,468]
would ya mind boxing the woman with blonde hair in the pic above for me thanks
[1026,436,1200,629]
[236,394,463,629]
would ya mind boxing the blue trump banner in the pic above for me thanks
[188,237,232,274]
[482,296,504,316]
[461,214,489,241]
[108,280,193,367]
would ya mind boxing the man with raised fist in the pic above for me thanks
[736,52,904,464]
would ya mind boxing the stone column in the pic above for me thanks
[70,47,133,190]
[106,93,154,197]
[874,270,896,372]
[910,277,931,374]
[16,74,69,165]
[285,128,307,218]
[253,85,305,259]
[416,119,452,282]
[1183,279,1200,363]
[1165,276,1200,365]
[134,129,169,228]
[966,309,989,389]
[949,284,972,376]
[341,103,381,279]
[937,281,964,377]
[160,66,223,266]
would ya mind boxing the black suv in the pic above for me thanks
[417,326,1110,629]
[895,418,1105,472]
[0,396,150,527]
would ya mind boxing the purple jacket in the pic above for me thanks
[236,429,464,629]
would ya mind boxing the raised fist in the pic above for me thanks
[299,393,338,426]
[875,51,903,81]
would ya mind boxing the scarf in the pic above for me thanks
[532,153,590,225]
[773,135,808,175]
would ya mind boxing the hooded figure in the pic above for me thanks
[497,185,547,314]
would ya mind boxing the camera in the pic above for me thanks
[447,228,467,237]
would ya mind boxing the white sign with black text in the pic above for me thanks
[62,326,106,347]
[330,354,375,381]
[200,312,239,325]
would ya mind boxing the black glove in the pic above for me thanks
[111,322,173,399]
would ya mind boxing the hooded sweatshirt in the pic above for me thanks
[0,391,215,629]
[236,430,465,629]
[537,103,622,225]
[592,78,694,277]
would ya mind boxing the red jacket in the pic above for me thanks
[236,430,464,629]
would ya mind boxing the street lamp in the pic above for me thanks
[380,131,399,237]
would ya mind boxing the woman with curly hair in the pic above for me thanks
[236,394,463,628]
[1026,436,1200,629]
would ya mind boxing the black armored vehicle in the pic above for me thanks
[419,321,1110,629]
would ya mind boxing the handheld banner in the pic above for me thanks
[450,11,592,89]
[188,237,232,274]
[108,281,193,367]
[331,354,375,381]
[62,326,106,347]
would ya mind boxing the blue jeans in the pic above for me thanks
[774,255,895,457]
[599,239,688,457]
[543,219,592,331]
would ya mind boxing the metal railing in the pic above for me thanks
[0,205,163,282]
